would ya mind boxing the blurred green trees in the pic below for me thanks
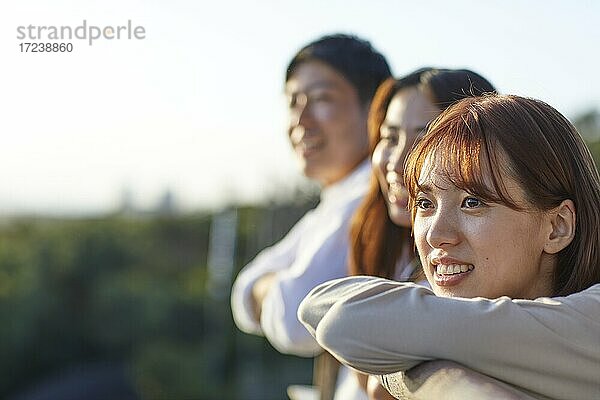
[0,205,314,400]
[574,109,600,166]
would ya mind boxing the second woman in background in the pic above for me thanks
[341,68,495,399]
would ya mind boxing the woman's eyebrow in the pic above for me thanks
[417,179,456,193]
[416,183,434,193]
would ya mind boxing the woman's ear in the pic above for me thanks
[544,199,576,254]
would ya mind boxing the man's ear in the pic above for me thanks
[544,199,576,254]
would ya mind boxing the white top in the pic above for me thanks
[231,161,373,400]
[231,160,371,356]
[298,276,600,400]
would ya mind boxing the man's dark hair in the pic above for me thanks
[285,33,392,106]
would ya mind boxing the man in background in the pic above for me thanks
[231,34,391,400]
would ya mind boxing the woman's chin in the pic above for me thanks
[389,207,411,227]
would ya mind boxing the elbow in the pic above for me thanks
[298,279,345,336]
[297,294,320,336]
[314,304,357,364]
[314,303,398,375]
[298,285,363,365]
[262,303,321,357]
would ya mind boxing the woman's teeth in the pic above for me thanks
[436,264,474,275]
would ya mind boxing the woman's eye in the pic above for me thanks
[462,197,484,208]
[380,129,400,145]
[380,136,398,146]
[415,198,433,210]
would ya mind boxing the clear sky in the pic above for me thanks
[1,0,599,215]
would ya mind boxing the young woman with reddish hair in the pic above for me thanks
[300,94,600,399]
[346,68,495,398]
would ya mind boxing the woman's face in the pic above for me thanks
[372,87,439,227]
[413,157,555,299]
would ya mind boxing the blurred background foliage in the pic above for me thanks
[0,111,598,399]
[0,202,316,400]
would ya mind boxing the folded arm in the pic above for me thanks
[298,276,600,399]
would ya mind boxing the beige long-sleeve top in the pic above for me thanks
[298,276,600,400]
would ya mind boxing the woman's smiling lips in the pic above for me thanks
[430,256,475,287]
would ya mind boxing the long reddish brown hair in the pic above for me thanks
[349,69,496,278]
[348,78,410,278]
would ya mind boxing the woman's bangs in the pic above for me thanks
[407,109,521,210]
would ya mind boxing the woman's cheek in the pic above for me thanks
[413,217,431,263]
[372,143,390,192]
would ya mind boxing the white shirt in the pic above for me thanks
[231,160,371,356]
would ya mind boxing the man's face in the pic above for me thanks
[285,61,369,186]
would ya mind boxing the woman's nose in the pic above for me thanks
[385,137,407,175]
[426,206,460,249]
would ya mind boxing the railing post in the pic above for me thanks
[313,352,340,400]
